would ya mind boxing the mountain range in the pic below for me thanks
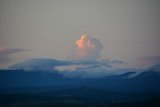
[0,58,160,92]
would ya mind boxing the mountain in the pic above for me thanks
[0,69,82,88]
[0,59,159,92]
[0,68,160,92]
[84,71,160,92]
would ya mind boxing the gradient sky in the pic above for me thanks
[0,0,160,67]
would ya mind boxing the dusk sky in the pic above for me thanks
[0,0,160,67]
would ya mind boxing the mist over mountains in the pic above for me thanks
[0,58,160,93]
[8,58,141,78]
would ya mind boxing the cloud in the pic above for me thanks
[55,59,127,78]
[56,64,138,78]
[10,58,69,71]
[0,47,27,67]
[70,34,103,61]
[9,57,136,78]
[110,60,124,65]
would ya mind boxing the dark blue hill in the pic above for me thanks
[0,68,160,92]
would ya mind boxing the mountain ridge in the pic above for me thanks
[0,68,160,92]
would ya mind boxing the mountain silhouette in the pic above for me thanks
[0,67,160,92]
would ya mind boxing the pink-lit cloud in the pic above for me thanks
[0,47,27,67]
[71,34,103,61]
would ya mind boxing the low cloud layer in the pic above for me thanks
[0,47,27,67]
[10,57,130,78]
[71,34,103,61]
[55,59,129,78]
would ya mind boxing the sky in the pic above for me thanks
[0,0,160,68]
